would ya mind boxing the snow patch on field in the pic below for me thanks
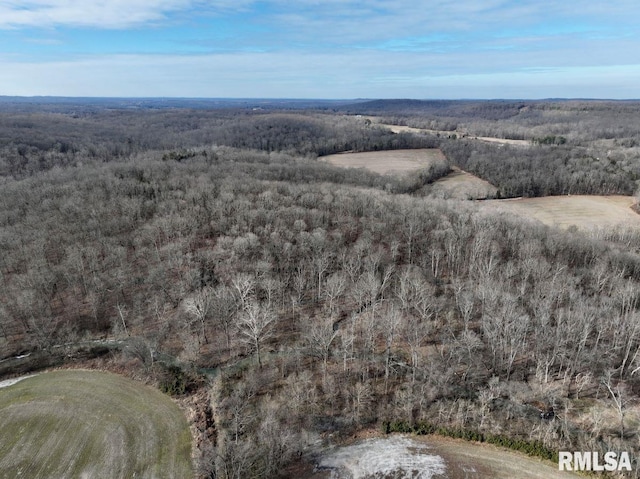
[317,436,446,479]
[0,374,37,389]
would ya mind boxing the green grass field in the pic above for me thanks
[0,370,193,479]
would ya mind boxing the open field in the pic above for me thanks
[474,135,530,146]
[321,148,446,176]
[372,121,447,137]
[426,436,579,479]
[369,118,531,147]
[480,195,640,230]
[0,370,192,479]
[429,166,498,199]
[295,435,579,479]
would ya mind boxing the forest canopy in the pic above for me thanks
[1,100,640,478]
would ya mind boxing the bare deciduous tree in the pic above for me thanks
[183,286,213,344]
[602,371,630,439]
[211,284,237,349]
[348,381,372,423]
[231,273,255,310]
[237,300,277,368]
[302,314,338,379]
[322,271,347,316]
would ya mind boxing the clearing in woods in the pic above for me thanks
[321,148,447,176]
[481,195,640,230]
[430,166,498,200]
[0,370,192,479]
[368,118,531,147]
[296,435,580,479]
[322,148,497,199]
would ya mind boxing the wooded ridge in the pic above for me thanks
[1,100,640,478]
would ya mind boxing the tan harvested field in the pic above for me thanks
[430,166,498,200]
[379,122,446,136]
[481,195,640,230]
[370,118,531,146]
[425,436,580,479]
[322,148,447,176]
[475,135,530,146]
[0,370,192,479]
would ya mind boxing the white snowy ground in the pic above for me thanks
[317,435,446,479]
[0,374,37,389]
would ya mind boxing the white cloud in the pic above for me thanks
[1,0,638,98]
[4,0,638,32]
[0,0,251,29]
[230,0,640,52]
[1,51,639,99]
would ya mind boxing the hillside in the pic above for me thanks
[1,101,640,478]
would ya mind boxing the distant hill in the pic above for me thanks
[338,98,532,119]
[0,96,358,113]
[339,98,640,119]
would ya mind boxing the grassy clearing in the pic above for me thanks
[430,166,498,200]
[322,148,497,199]
[425,435,580,479]
[298,434,579,479]
[481,195,640,230]
[370,118,531,147]
[0,370,192,479]
[321,148,446,176]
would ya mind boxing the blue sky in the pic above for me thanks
[1,1,639,98]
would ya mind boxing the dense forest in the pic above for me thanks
[1,100,640,478]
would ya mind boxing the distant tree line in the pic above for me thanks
[0,109,438,178]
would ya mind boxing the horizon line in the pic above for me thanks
[1,95,640,102]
